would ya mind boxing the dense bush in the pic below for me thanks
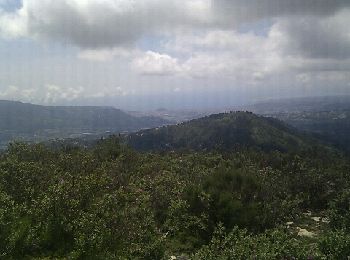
[0,137,349,258]
[319,230,350,259]
[194,224,317,259]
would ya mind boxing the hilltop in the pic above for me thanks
[127,111,323,152]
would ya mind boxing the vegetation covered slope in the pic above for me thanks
[0,100,167,133]
[272,110,350,153]
[127,111,323,152]
[0,138,349,259]
[242,96,350,153]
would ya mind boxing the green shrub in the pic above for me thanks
[319,230,350,259]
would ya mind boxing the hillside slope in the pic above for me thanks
[0,100,168,148]
[127,111,323,152]
[271,110,350,153]
[0,100,168,132]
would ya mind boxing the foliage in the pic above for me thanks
[329,189,350,230]
[0,133,349,258]
[318,230,350,259]
[194,224,317,259]
[127,111,321,152]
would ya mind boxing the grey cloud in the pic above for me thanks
[24,1,153,48]
[273,12,350,59]
[214,0,350,24]
[1,0,350,50]
[4,0,212,48]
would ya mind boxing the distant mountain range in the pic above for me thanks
[0,100,169,148]
[127,111,325,153]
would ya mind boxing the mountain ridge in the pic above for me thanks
[0,100,169,148]
[126,111,325,153]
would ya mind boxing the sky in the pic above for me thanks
[0,0,350,110]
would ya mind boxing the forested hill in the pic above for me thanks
[127,111,324,152]
[0,100,168,133]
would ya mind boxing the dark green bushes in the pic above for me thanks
[0,137,349,258]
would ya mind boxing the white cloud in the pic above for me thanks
[132,51,183,76]
[88,86,129,98]
[0,84,131,104]
[161,29,284,81]
[43,84,84,103]
[78,47,137,62]
[161,15,350,82]
[0,85,32,100]
[0,8,27,38]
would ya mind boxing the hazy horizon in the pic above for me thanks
[2,94,350,112]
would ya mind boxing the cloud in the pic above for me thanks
[213,0,350,25]
[161,29,284,81]
[272,10,350,59]
[161,9,350,79]
[0,0,213,48]
[1,0,350,107]
[0,7,27,38]
[1,0,348,68]
[88,86,129,99]
[43,84,84,103]
[0,85,35,101]
[78,47,136,62]
[1,0,350,75]
[0,84,130,104]
[2,0,349,49]
[131,51,183,76]
[0,84,84,103]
